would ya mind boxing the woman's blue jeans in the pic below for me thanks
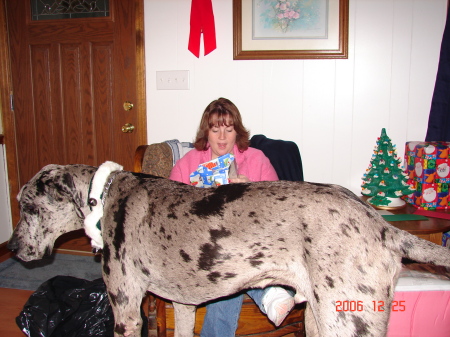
[200,288,267,337]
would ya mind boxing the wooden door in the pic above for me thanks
[4,0,146,251]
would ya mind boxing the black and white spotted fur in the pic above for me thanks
[7,164,450,337]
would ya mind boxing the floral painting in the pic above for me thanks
[253,0,328,39]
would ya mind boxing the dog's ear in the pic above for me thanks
[62,172,84,219]
[39,166,86,219]
[55,172,85,219]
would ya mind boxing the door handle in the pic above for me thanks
[123,101,133,111]
[121,123,135,133]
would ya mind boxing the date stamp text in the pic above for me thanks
[335,300,406,312]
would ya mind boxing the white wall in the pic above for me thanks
[144,0,447,195]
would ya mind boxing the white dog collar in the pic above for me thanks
[84,161,123,250]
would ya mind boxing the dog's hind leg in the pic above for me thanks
[304,304,320,337]
[173,302,196,337]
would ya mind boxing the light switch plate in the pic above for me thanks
[156,70,190,90]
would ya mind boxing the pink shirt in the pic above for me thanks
[169,144,278,184]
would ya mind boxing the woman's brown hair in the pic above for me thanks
[194,98,250,152]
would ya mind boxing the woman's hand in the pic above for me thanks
[229,174,250,183]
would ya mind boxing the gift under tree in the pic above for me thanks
[361,128,414,209]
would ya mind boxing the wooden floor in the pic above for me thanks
[0,241,39,336]
[0,230,94,336]
[0,287,34,337]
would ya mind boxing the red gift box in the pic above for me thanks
[404,141,450,210]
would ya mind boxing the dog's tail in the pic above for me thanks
[389,226,450,267]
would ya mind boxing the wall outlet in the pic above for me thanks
[156,70,190,90]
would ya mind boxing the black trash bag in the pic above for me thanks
[16,275,148,337]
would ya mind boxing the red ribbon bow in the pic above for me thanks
[188,0,217,57]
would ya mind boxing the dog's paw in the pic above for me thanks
[114,320,141,337]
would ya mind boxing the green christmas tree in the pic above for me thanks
[361,128,414,207]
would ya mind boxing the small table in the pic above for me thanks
[361,197,450,245]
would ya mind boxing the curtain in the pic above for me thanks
[426,6,450,142]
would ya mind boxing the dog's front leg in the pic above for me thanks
[111,297,143,337]
[172,302,196,337]
[105,278,145,337]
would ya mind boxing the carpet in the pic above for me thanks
[0,254,103,291]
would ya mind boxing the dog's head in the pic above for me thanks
[8,164,94,261]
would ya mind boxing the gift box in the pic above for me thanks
[189,153,237,188]
[443,231,450,247]
[404,141,450,209]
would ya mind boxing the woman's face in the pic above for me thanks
[208,124,237,159]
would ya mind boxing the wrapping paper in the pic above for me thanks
[443,231,450,247]
[404,141,450,209]
[189,153,236,187]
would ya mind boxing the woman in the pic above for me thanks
[169,97,295,337]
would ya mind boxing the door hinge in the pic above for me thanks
[9,92,14,111]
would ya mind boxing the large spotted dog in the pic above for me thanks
[8,162,450,337]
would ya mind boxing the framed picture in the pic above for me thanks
[233,0,349,60]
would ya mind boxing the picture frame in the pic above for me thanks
[233,0,349,60]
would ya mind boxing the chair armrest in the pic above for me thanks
[134,145,149,173]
